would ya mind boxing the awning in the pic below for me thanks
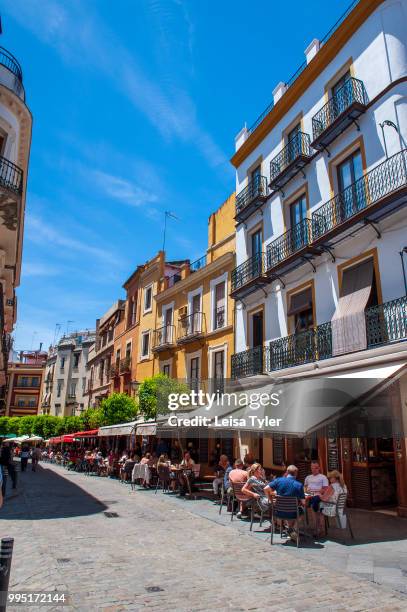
[74,429,99,437]
[332,258,373,355]
[136,423,157,436]
[62,434,75,443]
[48,436,62,444]
[98,420,138,437]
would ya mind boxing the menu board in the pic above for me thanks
[327,424,340,471]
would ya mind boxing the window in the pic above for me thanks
[287,122,301,162]
[31,376,40,387]
[125,342,131,359]
[213,350,225,394]
[191,293,202,334]
[20,376,29,387]
[28,398,36,407]
[127,295,137,327]
[163,364,170,377]
[289,195,308,251]
[251,229,262,258]
[73,353,80,368]
[190,357,200,393]
[60,356,65,371]
[288,286,314,333]
[214,282,226,330]
[163,307,173,343]
[57,380,64,397]
[115,349,121,366]
[69,380,77,397]
[99,360,104,384]
[251,164,261,190]
[336,149,365,220]
[144,285,153,313]
[141,332,150,358]
[82,377,86,392]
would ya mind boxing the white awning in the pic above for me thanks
[136,423,157,436]
[98,421,138,437]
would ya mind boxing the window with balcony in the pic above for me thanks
[127,294,137,327]
[57,380,63,397]
[144,285,153,313]
[213,350,225,394]
[336,149,365,218]
[287,123,301,163]
[190,356,200,393]
[73,353,80,368]
[125,342,131,359]
[69,380,77,398]
[213,282,226,330]
[163,363,170,377]
[60,356,65,371]
[287,286,314,333]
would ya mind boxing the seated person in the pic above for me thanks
[180,451,195,468]
[241,463,270,518]
[140,453,151,465]
[212,454,229,497]
[319,470,347,518]
[225,458,247,493]
[179,451,195,496]
[304,460,329,534]
[243,453,255,469]
[265,464,306,541]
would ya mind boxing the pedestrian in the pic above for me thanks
[0,442,17,490]
[20,445,30,472]
[31,445,41,472]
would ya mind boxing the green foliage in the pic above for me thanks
[99,393,139,426]
[0,417,10,435]
[8,417,21,436]
[138,373,190,420]
[80,407,102,430]
[18,416,36,435]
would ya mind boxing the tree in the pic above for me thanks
[138,373,190,420]
[99,393,139,426]
[8,417,21,436]
[80,408,102,430]
[18,415,36,435]
[0,417,9,436]
[31,415,59,439]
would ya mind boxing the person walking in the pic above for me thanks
[20,445,30,472]
[31,446,41,472]
[0,442,17,490]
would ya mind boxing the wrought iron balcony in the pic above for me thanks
[0,47,22,82]
[267,218,312,273]
[190,255,207,272]
[119,356,131,374]
[269,133,312,191]
[312,149,407,243]
[167,272,182,288]
[311,77,367,151]
[235,176,268,223]
[109,363,120,378]
[0,155,23,195]
[177,312,205,344]
[232,296,407,378]
[214,306,225,330]
[231,252,271,299]
[152,324,176,352]
[0,46,24,99]
[231,345,264,379]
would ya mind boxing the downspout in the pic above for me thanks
[400,248,407,296]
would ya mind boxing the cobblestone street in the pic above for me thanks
[1,463,407,611]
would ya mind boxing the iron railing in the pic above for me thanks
[190,255,207,272]
[267,218,312,269]
[167,273,182,288]
[366,296,407,348]
[153,324,175,349]
[269,132,312,184]
[119,356,131,374]
[0,46,23,82]
[0,156,23,194]
[178,312,205,340]
[231,345,264,379]
[214,306,225,330]
[232,297,407,377]
[312,77,367,142]
[231,252,267,292]
[109,363,120,378]
[235,176,268,216]
[312,150,407,240]
[248,1,361,134]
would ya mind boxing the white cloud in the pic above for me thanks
[22,262,59,278]
[90,170,158,207]
[3,0,228,169]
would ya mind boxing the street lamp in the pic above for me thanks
[400,247,407,296]
[379,119,398,158]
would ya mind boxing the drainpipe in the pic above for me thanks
[400,248,407,296]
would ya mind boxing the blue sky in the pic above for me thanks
[3,0,346,351]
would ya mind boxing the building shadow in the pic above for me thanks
[1,464,108,520]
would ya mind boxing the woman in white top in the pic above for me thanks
[320,470,347,517]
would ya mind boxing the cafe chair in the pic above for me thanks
[250,499,270,531]
[219,481,232,515]
[271,496,302,548]
[230,482,252,521]
[155,465,171,494]
[322,492,354,540]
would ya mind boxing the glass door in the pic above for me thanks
[289,195,308,252]
[337,149,365,221]
[251,229,262,278]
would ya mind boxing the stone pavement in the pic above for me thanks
[1,463,407,612]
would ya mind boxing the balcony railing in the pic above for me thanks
[190,255,207,272]
[269,133,312,189]
[312,77,367,146]
[312,149,407,241]
[267,218,312,270]
[119,356,131,374]
[109,363,120,378]
[214,306,225,330]
[231,252,268,293]
[0,156,23,195]
[235,176,268,220]
[232,296,407,378]
[167,273,182,288]
[178,312,205,342]
[152,324,176,350]
[0,47,23,82]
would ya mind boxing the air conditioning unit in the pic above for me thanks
[179,306,188,318]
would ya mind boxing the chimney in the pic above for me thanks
[305,38,320,64]
[273,82,287,104]
[235,125,249,151]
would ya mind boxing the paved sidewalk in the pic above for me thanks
[1,463,407,611]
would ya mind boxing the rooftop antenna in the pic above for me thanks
[162,211,179,252]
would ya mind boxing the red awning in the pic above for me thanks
[62,434,75,443]
[74,429,99,437]
[48,436,62,444]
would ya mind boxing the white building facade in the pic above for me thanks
[41,331,95,417]
[231,0,407,515]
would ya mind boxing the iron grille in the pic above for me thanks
[178,312,205,339]
[312,149,407,240]
[235,175,268,216]
[153,324,175,348]
[0,46,23,82]
[0,155,23,194]
[231,252,267,292]
[167,273,181,288]
[312,77,367,141]
[366,296,407,348]
[119,356,131,374]
[266,322,332,372]
[269,132,312,184]
[231,345,264,379]
[267,218,312,269]
[190,255,207,272]
[214,306,225,330]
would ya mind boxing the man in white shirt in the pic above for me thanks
[304,460,328,536]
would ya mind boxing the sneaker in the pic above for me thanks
[236,511,242,519]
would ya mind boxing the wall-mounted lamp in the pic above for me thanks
[379,119,399,158]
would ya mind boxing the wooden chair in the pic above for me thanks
[271,496,302,547]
